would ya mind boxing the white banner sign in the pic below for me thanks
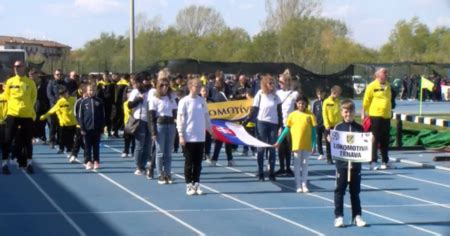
[330,130,372,162]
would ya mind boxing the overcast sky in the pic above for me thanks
[1,0,449,50]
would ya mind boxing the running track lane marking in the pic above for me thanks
[223,164,442,236]
[22,170,87,236]
[104,144,324,236]
[76,160,205,236]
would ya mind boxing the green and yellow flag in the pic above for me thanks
[421,76,434,92]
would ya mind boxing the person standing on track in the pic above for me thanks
[177,77,215,196]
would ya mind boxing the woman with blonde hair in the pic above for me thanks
[243,75,282,181]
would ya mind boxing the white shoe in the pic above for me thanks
[370,162,378,170]
[194,182,203,195]
[69,156,77,163]
[380,163,387,170]
[121,153,127,158]
[353,215,367,227]
[296,187,303,193]
[186,184,196,196]
[381,162,395,169]
[66,154,71,159]
[317,154,324,160]
[302,183,309,193]
[134,169,144,175]
[334,216,345,227]
[85,162,93,170]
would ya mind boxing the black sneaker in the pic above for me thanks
[274,169,285,176]
[26,165,34,174]
[158,175,166,184]
[165,175,173,184]
[269,173,276,181]
[146,169,154,180]
[285,168,294,177]
[327,159,334,165]
[258,173,265,182]
[2,165,11,175]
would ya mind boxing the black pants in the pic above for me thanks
[316,125,325,155]
[243,126,256,153]
[83,130,101,163]
[123,132,135,154]
[5,116,33,167]
[104,103,113,135]
[60,126,76,153]
[33,112,47,141]
[112,105,124,136]
[277,129,291,170]
[334,167,362,218]
[212,140,233,161]
[183,142,204,184]
[48,114,59,144]
[325,128,334,161]
[370,117,390,163]
[71,127,84,157]
[174,131,179,152]
[204,132,211,156]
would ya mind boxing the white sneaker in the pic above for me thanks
[209,161,217,167]
[302,183,309,193]
[353,215,367,227]
[121,153,127,158]
[85,162,93,170]
[134,169,144,175]
[69,156,77,163]
[370,162,378,170]
[66,154,71,159]
[194,182,203,195]
[317,154,324,160]
[296,187,303,193]
[334,216,345,227]
[382,162,395,169]
[380,163,387,170]
[186,184,196,196]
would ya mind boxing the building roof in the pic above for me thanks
[0,35,71,49]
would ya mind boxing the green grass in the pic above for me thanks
[354,117,450,132]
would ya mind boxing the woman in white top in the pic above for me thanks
[275,70,299,177]
[243,75,282,181]
[177,78,215,196]
[127,76,150,175]
[149,77,177,184]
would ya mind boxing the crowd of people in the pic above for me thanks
[2,61,399,227]
[392,74,449,101]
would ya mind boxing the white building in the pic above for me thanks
[0,35,71,59]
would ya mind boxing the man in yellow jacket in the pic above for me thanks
[4,61,37,174]
[362,68,393,170]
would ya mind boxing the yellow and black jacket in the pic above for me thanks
[363,80,392,119]
[41,96,77,127]
[4,75,37,119]
[322,96,341,129]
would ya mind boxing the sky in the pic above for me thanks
[1,0,450,50]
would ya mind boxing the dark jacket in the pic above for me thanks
[312,99,324,127]
[334,121,364,170]
[35,77,50,115]
[47,79,67,106]
[79,97,105,133]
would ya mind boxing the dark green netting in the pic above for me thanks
[390,128,450,148]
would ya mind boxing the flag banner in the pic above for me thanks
[421,76,434,92]
[207,99,253,121]
[211,120,272,148]
[330,130,372,162]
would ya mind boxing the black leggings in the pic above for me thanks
[370,117,390,163]
[183,142,205,184]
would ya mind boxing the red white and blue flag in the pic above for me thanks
[211,120,272,148]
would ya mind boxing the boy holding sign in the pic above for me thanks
[330,99,368,228]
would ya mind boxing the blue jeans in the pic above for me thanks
[134,121,151,170]
[155,124,176,177]
[256,121,278,175]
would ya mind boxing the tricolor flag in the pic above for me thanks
[211,120,272,148]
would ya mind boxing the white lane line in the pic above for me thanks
[1,203,446,216]
[223,163,442,236]
[22,171,87,236]
[173,174,325,236]
[100,146,205,236]
[369,169,450,189]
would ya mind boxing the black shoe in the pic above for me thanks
[2,165,11,175]
[146,169,154,180]
[327,159,334,164]
[26,165,34,174]
[165,175,173,184]
[158,175,166,184]
[269,173,276,181]
[274,169,285,176]
[285,168,294,177]
[258,173,265,182]
[49,142,55,149]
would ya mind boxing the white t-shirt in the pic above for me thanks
[253,90,282,124]
[177,95,209,142]
[128,89,148,121]
[149,95,177,117]
[276,89,299,125]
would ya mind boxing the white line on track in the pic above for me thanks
[22,170,87,236]
[76,156,205,236]
[368,168,450,189]
[223,162,442,236]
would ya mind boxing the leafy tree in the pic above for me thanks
[264,0,322,31]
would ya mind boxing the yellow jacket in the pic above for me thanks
[123,101,130,125]
[4,75,37,119]
[363,80,392,119]
[41,96,77,126]
[0,93,8,124]
[117,79,129,86]
[322,96,341,129]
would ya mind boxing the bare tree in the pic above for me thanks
[175,5,226,36]
[264,0,322,31]
[136,13,162,35]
